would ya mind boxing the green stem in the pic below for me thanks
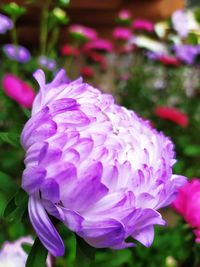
[40,0,50,55]
[11,17,18,75]
[47,26,59,55]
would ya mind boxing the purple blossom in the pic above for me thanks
[174,45,198,65]
[0,13,13,34]
[172,10,189,38]
[21,69,186,256]
[3,44,31,63]
[38,56,57,71]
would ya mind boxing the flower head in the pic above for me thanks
[173,179,200,243]
[173,45,198,65]
[2,74,35,108]
[158,55,181,67]
[0,13,13,34]
[117,10,132,25]
[61,44,80,57]
[0,237,51,267]
[112,27,132,41]
[21,69,186,256]
[84,39,113,52]
[155,106,188,127]
[172,9,189,38]
[69,24,97,41]
[0,237,33,267]
[80,66,94,78]
[3,44,30,63]
[132,19,154,32]
[38,56,57,71]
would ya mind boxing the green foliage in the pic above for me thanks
[26,237,48,267]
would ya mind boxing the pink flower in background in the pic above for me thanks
[80,66,94,78]
[2,74,35,108]
[61,44,80,57]
[173,179,200,243]
[84,39,113,52]
[118,10,131,21]
[69,24,98,41]
[132,19,154,32]
[155,106,189,127]
[113,27,132,41]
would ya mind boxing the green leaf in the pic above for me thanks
[15,188,28,206]
[0,171,18,195]
[183,145,200,156]
[3,187,28,222]
[26,237,48,267]
[0,132,19,147]
[75,235,96,267]
[2,2,26,18]
[3,195,17,219]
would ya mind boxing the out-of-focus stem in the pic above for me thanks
[40,0,50,55]
[11,17,18,75]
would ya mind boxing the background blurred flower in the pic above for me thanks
[173,45,198,65]
[21,69,186,257]
[155,106,189,127]
[61,44,80,57]
[173,179,200,243]
[3,44,31,63]
[0,236,51,267]
[69,24,97,41]
[0,13,13,34]
[2,73,35,108]
[38,56,57,71]
[80,66,94,78]
[132,19,154,32]
[117,10,132,25]
[112,27,132,41]
[84,38,113,52]
[158,55,181,66]
[171,10,189,38]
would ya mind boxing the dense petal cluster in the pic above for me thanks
[173,179,200,243]
[21,70,186,256]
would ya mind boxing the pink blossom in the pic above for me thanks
[69,24,97,41]
[84,39,113,52]
[173,179,200,242]
[2,74,35,108]
[132,19,154,32]
[112,27,132,41]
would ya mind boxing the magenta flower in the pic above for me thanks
[0,13,13,34]
[2,74,35,108]
[3,44,31,63]
[84,39,113,52]
[112,27,132,41]
[171,10,189,38]
[0,237,51,267]
[69,24,97,41]
[21,69,186,257]
[132,19,154,32]
[118,10,131,21]
[173,179,200,242]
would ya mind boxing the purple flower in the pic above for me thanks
[172,10,189,38]
[174,45,198,65]
[3,44,31,63]
[38,56,57,71]
[21,69,186,257]
[0,13,13,34]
